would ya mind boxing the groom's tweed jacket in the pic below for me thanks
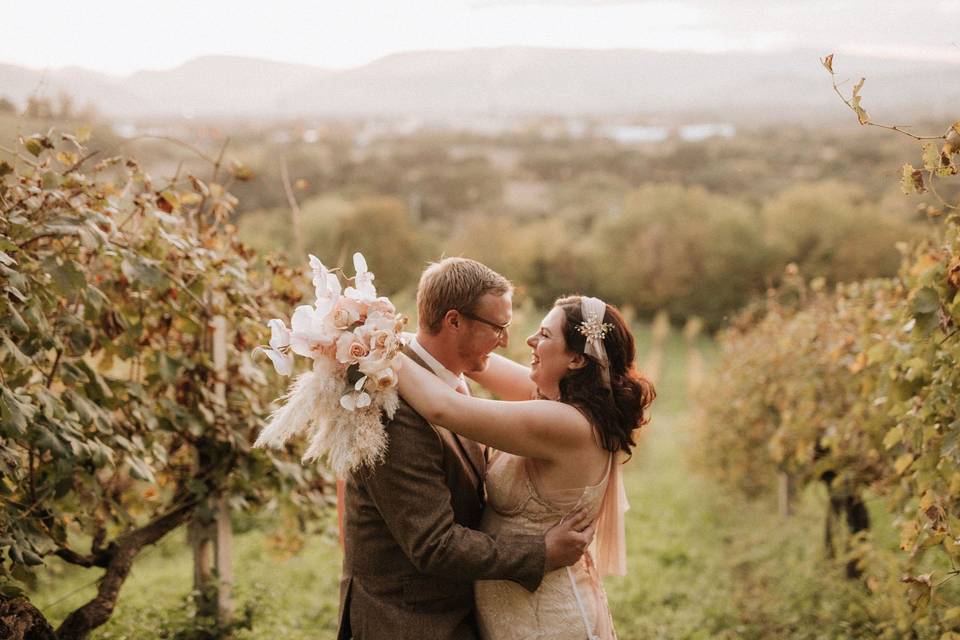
[337,347,545,640]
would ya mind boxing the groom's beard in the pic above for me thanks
[457,342,493,375]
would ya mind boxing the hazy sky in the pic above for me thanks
[2,0,959,75]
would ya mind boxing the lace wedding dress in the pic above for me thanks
[475,451,620,640]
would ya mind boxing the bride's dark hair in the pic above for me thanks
[554,295,656,454]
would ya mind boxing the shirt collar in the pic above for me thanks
[406,333,465,391]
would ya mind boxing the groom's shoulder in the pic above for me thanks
[383,396,428,430]
[361,398,443,475]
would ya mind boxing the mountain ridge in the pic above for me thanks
[1,48,955,122]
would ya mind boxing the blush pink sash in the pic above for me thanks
[592,452,629,577]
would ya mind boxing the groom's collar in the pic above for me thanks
[405,333,465,391]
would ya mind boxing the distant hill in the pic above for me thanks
[0,49,955,123]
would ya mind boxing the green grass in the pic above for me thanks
[31,321,903,638]
[35,511,344,639]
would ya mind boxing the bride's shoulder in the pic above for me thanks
[530,398,594,438]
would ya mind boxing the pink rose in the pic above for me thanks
[369,297,396,315]
[336,332,370,365]
[369,365,398,391]
[331,298,364,330]
[371,330,398,354]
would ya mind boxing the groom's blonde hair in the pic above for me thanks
[417,257,512,334]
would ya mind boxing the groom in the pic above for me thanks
[337,257,593,639]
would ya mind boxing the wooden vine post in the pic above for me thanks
[190,314,235,624]
[683,316,704,393]
[644,310,671,384]
[777,473,794,517]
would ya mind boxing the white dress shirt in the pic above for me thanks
[405,333,469,394]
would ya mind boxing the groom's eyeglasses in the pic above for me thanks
[459,310,510,340]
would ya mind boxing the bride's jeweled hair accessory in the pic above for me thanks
[577,296,613,388]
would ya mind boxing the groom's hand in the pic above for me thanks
[543,509,595,572]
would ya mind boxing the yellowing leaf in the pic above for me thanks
[229,160,253,181]
[894,453,914,476]
[950,472,960,495]
[900,520,920,550]
[901,164,926,194]
[948,255,960,290]
[24,138,44,157]
[77,124,92,143]
[922,142,940,170]
[901,573,933,609]
[882,424,904,449]
[945,537,960,566]
[848,351,867,373]
[180,192,203,206]
[159,190,181,212]
[56,151,78,167]
[821,53,834,73]
[909,252,942,278]
[851,77,870,125]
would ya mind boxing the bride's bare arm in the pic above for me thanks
[466,353,537,401]
[397,353,590,461]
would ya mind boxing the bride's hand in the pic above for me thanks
[543,508,595,572]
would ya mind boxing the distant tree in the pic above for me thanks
[760,181,916,283]
[590,184,776,328]
[332,196,430,295]
[57,90,74,120]
[76,100,100,123]
[24,96,53,119]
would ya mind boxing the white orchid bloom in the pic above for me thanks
[344,252,377,302]
[269,318,291,350]
[309,254,342,314]
[290,305,338,359]
[257,319,294,376]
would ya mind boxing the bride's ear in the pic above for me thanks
[568,353,587,371]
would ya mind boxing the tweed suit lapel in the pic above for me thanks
[403,345,485,492]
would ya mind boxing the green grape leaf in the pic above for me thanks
[912,287,940,315]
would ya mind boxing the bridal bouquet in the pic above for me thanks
[253,253,406,476]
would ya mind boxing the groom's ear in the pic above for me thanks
[443,309,462,331]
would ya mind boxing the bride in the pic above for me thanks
[397,295,655,639]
